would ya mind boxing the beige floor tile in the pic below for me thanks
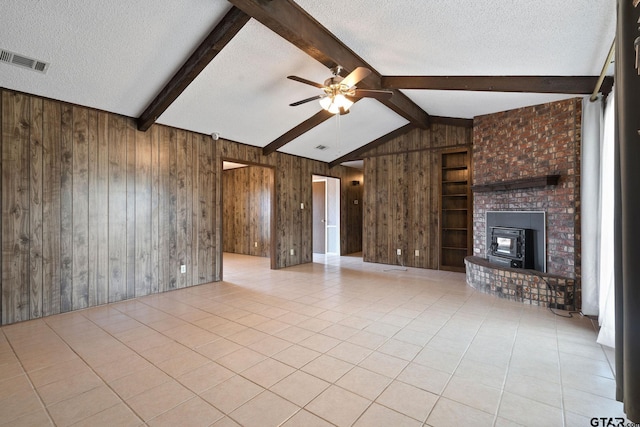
[200,375,264,414]
[211,416,242,427]
[562,386,626,420]
[504,372,562,408]
[0,374,32,401]
[376,380,438,421]
[0,407,53,427]
[348,330,388,350]
[92,353,151,383]
[177,362,234,393]
[306,385,371,427]
[272,344,321,369]
[0,359,24,382]
[147,396,224,427]
[156,351,210,377]
[240,358,295,388]
[216,347,266,373]
[427,397,495,427]
[397,362,451,395]
[125,380,195,421]
[453,357,508,389]
[335,366,391,400]
[47,385,122,427]
[195,338,242,360]
[37,370,104,406]
[247,335,291,356]
[443,375,502,415]
[377,338,422,361]
[271,370,330,406]
[301,354,354,383]
[498,392,564,427]
[0,388,46,425]
[298,334,341,353]
[0,254,628,427]
[281,409,333,427]
[359,351,408,379]
[327,341,373,365]
[353,402,422,427]
[109,365,171,400]
[227,328,269,346]
[230,391,299,427]
[69,402,142,427]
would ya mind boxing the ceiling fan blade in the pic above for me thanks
[341,67,372,88]
[287,75,325,89]
[289,95,323,106]
[351,89,393,100]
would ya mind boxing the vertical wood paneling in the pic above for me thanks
[166,128,178,290]
[72,106,89,310]
[1,92,31,323]
[199,135,214,282]
[1,89,372,324]
[135,126,152,297]
[190,134,200,285]
[222,166,272,258]
[29,97,43,318]
[108,115,127,302]
[125,121,136,298]
[176,130,188,289]
[59,104,73,312]
[93,111,109,305]
[41,99,61,317]
[150,126,160,294]
[362,125,471,268]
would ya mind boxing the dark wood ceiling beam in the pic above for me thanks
[228,0,431,131]
[430,116,474,128]
[328,124,416,168]
[263,110,334,156]
[381,75,615,95]
[137,6,250,131]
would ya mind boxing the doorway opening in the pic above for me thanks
[221,161,275,277]
[312,175,341,256]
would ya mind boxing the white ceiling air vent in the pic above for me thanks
[0,49,49,74]
[315,145,328,151]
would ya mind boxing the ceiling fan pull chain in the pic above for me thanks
[335,112,341,153]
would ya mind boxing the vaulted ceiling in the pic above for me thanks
[2,0,615,165]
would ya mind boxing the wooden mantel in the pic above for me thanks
[471,174,560,192]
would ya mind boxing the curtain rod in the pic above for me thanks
[590,38,616,102]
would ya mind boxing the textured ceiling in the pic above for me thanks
[1,0,616,164]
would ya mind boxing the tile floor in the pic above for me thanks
[0,253,628,426]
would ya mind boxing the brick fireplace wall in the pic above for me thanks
[472,98,582,280]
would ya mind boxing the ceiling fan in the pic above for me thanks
[287,66,393,115]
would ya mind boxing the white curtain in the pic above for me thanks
[597,91,616,348]
[581,96,603,316]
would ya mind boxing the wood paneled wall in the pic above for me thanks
[222,166,272,257]
[1,89,215,325]
[0,89,363,325]
[362,125,472,268]
[216,140,363,268]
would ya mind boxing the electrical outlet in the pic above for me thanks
[300,203,304,209]
[415,249,420,257]
[290,249,295,256]
[254,242,258,247]
[180,265,186,274]
[396,248,402,256]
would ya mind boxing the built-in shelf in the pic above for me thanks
[440,148,472,272]
[471,174,560,192]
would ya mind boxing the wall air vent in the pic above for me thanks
[0,48,49,74]
[315,145,328,151]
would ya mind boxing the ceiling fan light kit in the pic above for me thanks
[288,66,392,115]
